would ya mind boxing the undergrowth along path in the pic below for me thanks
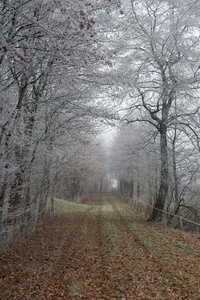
[0,194,199,300]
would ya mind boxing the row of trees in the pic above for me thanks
[110,121,200,223]
[1,0,200,243]
[0,0,118,244]
[108,0,200,222]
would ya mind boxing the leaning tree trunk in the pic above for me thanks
[151,123,168,221]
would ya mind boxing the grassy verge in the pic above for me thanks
[46,198,90,214]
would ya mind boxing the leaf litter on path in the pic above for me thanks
[0,194,200,299]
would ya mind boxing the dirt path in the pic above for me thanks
[0,194,200,300]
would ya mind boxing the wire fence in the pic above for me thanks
[114,192,200,236]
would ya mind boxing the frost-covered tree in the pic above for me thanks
[0,0,120,242]
[106,0,200,221]
[110,122,160,201]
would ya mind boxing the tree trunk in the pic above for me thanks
[151,124,168,221]
[137,181,140,200]
[172,105,179,207]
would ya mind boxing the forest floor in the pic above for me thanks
[0,194,200,300]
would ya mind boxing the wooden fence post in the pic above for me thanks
[138,202,143,214]
[140,203,143,214]
[134,200,137,210]
[162,211,167,228]
[51,197,54,214]
[145,205,149,218]
[179,216,184,238]
[139,202,142,213]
